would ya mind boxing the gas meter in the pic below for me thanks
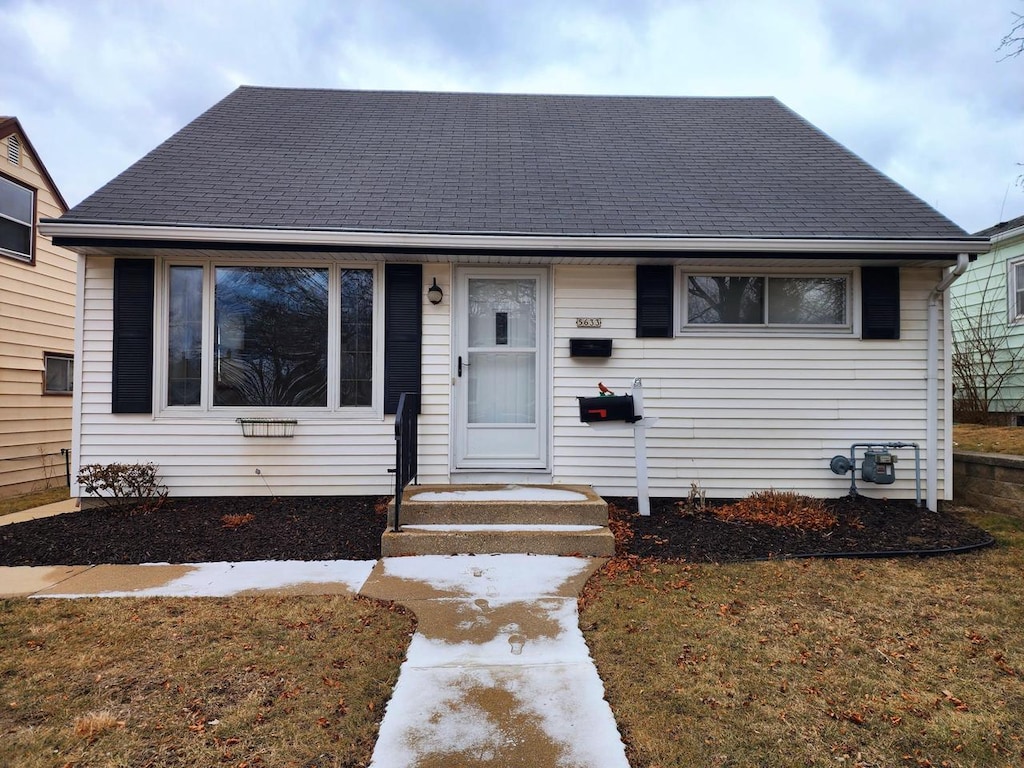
[860,448,895,484]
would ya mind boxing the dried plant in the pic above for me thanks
[714,489,837,531]
[221,512,255,530]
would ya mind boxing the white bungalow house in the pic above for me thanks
[41,88,986,511]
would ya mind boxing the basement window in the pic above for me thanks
[44,353,74,394]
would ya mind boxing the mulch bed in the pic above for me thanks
[0,494,994,567]
[607,496,994,562]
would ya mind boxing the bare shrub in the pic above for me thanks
[76,462,168,512]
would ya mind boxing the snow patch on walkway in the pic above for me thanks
[40,560,376,598]
[410,486,588,502]
[369,555,629,768]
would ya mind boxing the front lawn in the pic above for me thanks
[0,486,70,518]
[954,423,1024,456]
[0,595,413,767]
[582,509,1024,768]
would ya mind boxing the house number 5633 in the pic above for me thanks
[576,317,602,328]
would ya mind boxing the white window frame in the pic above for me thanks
[1008,258,1024,325]
[0,174,34,263]
[43,352,74,395]
[155,258,384,419]
[678,268,856,335]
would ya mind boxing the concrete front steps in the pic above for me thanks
[381,484,616,557]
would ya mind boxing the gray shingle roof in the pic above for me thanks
[60,87,967,239]
[974,212,1024,238]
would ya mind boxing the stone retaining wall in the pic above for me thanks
[953,452,1024,518]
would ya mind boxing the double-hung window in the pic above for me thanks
[166,263,376,411]
[0,175,34,263]
[1010,260,1024,323]
[682,273,850,330]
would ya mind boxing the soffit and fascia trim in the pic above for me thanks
[39,221,988,257]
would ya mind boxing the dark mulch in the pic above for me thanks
[0,496,389,566]
[607,496,995,562]
[0,494,995,567]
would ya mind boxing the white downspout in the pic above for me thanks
[926,253,969,510]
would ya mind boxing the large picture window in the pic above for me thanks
[165,263,375,410]
[0,175,34,262]
[684,274,849,329]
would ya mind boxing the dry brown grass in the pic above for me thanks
[0,486,70,518]
[0,594,413,767]
[953,423,1024,456]
[582,508,1024,768]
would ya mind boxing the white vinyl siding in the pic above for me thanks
[78,256,401,496]
[76,258,949,502]
[551,264,948,502]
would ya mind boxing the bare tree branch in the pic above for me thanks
[998,11,1024,60]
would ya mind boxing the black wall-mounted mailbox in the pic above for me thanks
[578,394,636,423]
[570,338,613,357]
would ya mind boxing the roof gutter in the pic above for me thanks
[926,253,970,511]
[38,221,988,255]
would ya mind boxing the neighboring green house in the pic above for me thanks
[950,212,1024,424]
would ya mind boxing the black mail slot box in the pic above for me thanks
[570,338,613,357]
[578,394,636,423]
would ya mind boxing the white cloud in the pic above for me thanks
[1,0,1020,230]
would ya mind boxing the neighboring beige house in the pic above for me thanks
[0,117,76,496]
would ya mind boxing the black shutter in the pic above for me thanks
[636,264,674,338]
[112,258,155,413]
[384,264,422,414]
[861,266,901,340]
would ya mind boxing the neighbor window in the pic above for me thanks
[165,263,375,410]
[684,274,849,328]
[0,175,34,262]
[1011,261,1024,322]
[44,353,73,394]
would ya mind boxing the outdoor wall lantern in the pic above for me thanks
[427,278,444,305]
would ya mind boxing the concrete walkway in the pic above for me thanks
[361,555,629,767]
[0,547,630,767]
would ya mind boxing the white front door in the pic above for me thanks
[453,268,549,470]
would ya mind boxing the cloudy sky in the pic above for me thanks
[2,0,1022,234]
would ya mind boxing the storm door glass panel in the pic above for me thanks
[167,266,203,406]
[467,278,536,423]
[767,277,847,325]
[688,276,764,324]
[339,268,373,407]
[214,266,328,407]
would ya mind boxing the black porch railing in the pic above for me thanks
[389,392,419,532]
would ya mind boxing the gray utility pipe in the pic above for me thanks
[926,254,969,511]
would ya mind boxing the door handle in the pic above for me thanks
[458,355,470,377]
